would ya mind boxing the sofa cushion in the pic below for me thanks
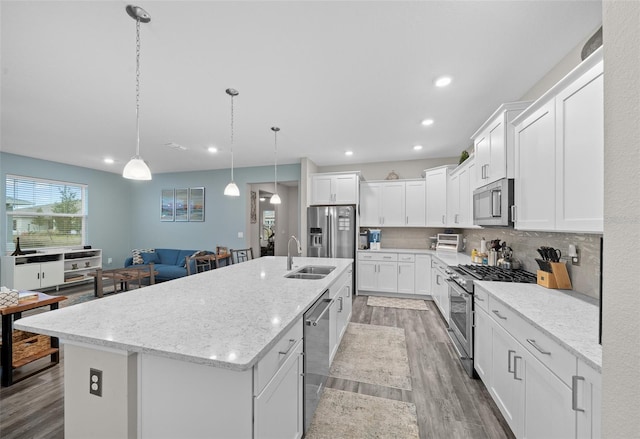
[176,249,200,268]
[154,249,182,266]
[154,264,188,281]
[141,252,161,265]
[132,248,154,265]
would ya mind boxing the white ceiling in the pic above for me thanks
[1,1,602,175]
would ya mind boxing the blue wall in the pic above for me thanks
[0,152,133,268]
[128,164,301,251]
[0,152,301,270]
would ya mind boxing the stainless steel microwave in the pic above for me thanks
[473,178,514,227]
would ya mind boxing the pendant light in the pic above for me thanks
[224,88,240,196]
[270,127,282,204]
[123,5,152,180]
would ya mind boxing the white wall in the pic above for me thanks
[318,157,458,181]
[300,158,318,254]
[602,2,640,437]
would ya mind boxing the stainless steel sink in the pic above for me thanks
[295,266,336,275]
[284,273,326,280]
[284,265,336,280]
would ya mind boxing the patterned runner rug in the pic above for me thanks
[330,322,412,390]
[367,296,429,311]
[305,388,419,439]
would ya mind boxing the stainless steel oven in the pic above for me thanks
[446,269,475,378]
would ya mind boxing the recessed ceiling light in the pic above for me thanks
[208,146,218,153]
[345,151,353,156]
[104,158,114,164]
[413,145,423,151]
[434,76,452,87]
[421,119,434,126]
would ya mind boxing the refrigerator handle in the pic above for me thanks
[327,211,332,257]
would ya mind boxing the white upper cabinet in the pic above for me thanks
[310,172,359,205]
[513,48,603,233]
[471,102,531,189]
[404,180,426,226]
[555,61,604,232]
[425,165,455,227]
[446,158,475,228]
[359,180,424,227]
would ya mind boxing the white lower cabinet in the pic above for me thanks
[331,267,353,362]
[357,253,398,294]
[475,285,601,439]
[430,259,449,324]
[254,341,304,439]
[397,254,415,294]
[414,254,431,295]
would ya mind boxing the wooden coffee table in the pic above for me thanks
[89,263,158,298]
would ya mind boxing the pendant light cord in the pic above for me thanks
[230,94,235,181]
[274,129,278,189]
[135,17,141,158]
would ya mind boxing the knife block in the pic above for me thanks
[537,262,572,290]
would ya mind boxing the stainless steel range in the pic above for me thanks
[446,264,537,378]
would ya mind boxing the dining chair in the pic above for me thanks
[186,255,213,275]
[230,248,254,264]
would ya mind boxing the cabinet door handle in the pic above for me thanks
[406,216,409,225]
[338,296,343,312]
[346,285,351,298]
[37,272,40,279]
[492,310,507,320]
[278,339,297,356]
[572,376,585,412]
[508,349,515,373]
[513,355,523,380]
[455,214,459,224]
[42,272,45,279]
[398,265,401,274]
[526,339,551,355]
[511,205,516,222]
[475,296,485,302]
[485,164,490,180]
[441,215,445,224]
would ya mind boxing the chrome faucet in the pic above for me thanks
[287,235,302,270]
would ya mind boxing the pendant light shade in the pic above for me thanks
[224,88,240,196]
[123,5,152,180]
[270,126,281,205]
[123,157,152,180]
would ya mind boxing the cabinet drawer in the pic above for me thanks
[254,318,303,395]
[397,254,415,262]
[474,286,489,313]
[515,319,576,387]
[357,252,398,262]
[488,296,576,387]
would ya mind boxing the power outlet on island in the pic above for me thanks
[90,368,103,397]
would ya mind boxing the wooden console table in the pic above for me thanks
[0,292,66,386]
[89,263,158,298]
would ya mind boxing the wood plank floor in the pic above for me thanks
[0,293,514,439]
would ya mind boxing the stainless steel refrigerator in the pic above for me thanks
[307,205,356,259]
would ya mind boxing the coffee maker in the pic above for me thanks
[359,231,370,250]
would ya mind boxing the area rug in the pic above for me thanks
[305,388,419,439]
[367,296,429,311]
[330,322,412,390]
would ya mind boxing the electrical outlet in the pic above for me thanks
[107,257,113,265]
[90,368,102,397]
[237,232,243,238]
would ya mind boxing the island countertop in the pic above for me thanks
[15,256,352,371]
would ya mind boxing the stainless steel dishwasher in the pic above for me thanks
[303,289,333,432]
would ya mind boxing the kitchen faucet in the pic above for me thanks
[287,235,302,270]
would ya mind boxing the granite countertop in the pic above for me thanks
[15,257,352,371]
[475,281,602,372]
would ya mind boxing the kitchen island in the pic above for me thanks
[16,256,353,439]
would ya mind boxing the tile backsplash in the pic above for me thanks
[367,227,602,299]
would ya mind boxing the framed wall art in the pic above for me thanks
[189,187,205,222]
[161,189,175,221]
[175,188,189,221]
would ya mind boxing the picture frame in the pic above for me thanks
[175,188,189,221]
[161,189,175,221]
[189,187,205,222]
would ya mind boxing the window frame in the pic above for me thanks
[5,174,88,252]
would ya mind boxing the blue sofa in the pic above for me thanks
[124,248,201,282]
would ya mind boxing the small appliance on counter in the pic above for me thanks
[359,231,370,250]
[369,229,381,250]
[436,233,462,251]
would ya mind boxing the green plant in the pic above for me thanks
[459,150,470,164]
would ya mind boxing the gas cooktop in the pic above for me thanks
[457,264,538,283]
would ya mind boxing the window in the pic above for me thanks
[5,175,88,251]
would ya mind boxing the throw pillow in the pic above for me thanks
[132,248,154,265]
[141,252,160,265]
